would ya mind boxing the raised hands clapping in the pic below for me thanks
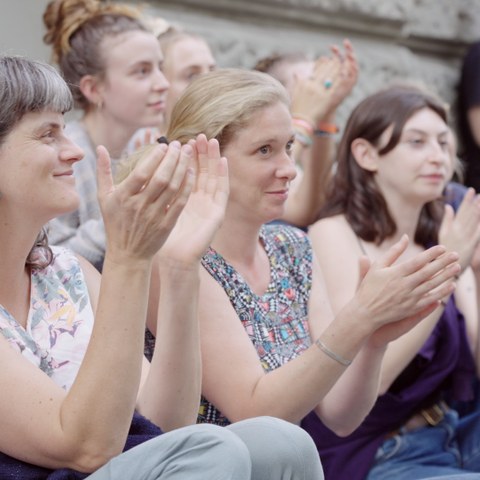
[158,134,229,265]
[344,235,460,347]
[97,142,194,262]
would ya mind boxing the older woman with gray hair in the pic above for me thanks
[0,55,323,480]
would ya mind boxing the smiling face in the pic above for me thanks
[97,30,169,130]
[374,107,451,205]
[0,110,84,224]
[221,101,297,224]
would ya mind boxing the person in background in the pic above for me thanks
[254,40,358,227]
[308,84,480,479]
[457,40,480,193]
[43,0,170,270]
[157,27,216,133]
[122,69,460,468]
[0,54,324,480]
[129,21,217,150]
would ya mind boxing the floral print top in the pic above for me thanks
[0,247,94,391]
[198,224,313,425]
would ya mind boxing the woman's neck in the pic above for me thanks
[0,224,37,327]
[211,212,263,266]
[82,110,136,159]
[211,213,272,296]
[356,199,425,261]
[379,187,425,242]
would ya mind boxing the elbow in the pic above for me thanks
[315,406,364,438]
[64,440,124,474]
[377,377,393,397]
[329,423,358,438]
[158,414,197,432]
[320,417,362,438]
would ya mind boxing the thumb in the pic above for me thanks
[375,233,409,268]
[96,145,114,199]
[439,204,454,242]
[356,255,371,291]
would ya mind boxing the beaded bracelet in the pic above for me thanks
[294,129,313,147]
[315,338,352,367]
[292,117,315,136]
[314,121,339,138]
[317,121,339,133]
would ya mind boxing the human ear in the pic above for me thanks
[351,138,379,172]
[78,75,104,107]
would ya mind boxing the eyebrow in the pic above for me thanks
[249,134,296,148]
[34,121,63,132]
[403,127,449,136]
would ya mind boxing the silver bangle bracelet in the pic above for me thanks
[315,338,352,367]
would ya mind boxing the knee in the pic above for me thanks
[188,424,252,475]
[228,417,324,480]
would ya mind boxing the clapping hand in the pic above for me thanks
[96,142,194,262]
[347,235,460,347]
[290,39,358,125]
[439,187,480,272]
[158,134,229,265]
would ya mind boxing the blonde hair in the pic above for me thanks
[167,68,289,148]
[43,0,146,110]
[116,144,153,184]
[117,68,289,183]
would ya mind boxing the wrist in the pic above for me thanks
[292,117,314,148]
[103,251,153,273]
[364,337,388,356]
[158,257,201,278]
[314,121,339,138]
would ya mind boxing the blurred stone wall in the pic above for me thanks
[138,0,480,132]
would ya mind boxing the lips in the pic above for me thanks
[267,189,289,194]
[420,173,445,180]
[148,100,166,110]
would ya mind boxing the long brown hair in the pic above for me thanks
[319,85,448,247]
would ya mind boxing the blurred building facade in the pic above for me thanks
[145,0,480,130]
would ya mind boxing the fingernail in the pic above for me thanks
[182,144,193,155]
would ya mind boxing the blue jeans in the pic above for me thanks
[367,409,480,479]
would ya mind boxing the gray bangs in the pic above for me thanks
[0,56,73,143]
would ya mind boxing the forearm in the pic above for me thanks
[138,261,202,430]
[230,313,372,425]
[281,118,335,227]
[379,307,444,393]
[62,255,151,461]
[316,342,386,435]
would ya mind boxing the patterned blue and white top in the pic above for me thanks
[198,224,313,425]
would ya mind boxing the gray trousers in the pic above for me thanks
[87,416,324,480]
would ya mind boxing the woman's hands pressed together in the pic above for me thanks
[96,142,194,263]
[158,134,229,266]
[343,235,460,346]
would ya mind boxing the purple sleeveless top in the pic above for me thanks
[301,296,476,480]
